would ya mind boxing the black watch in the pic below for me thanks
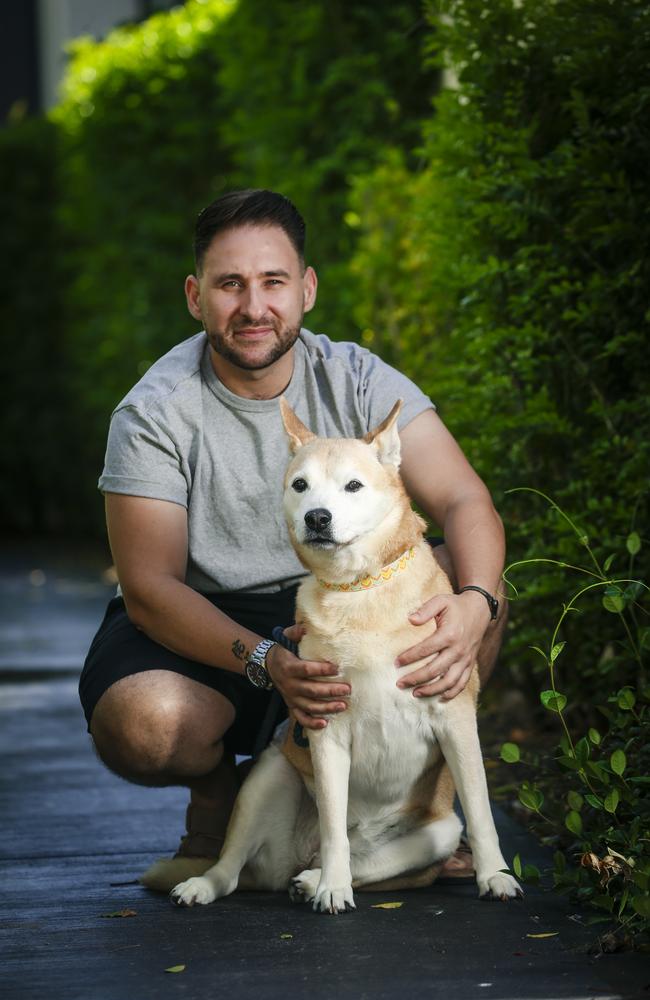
[458,585,499,621]
[245,638,276,690]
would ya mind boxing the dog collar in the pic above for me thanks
[318,546,416,592]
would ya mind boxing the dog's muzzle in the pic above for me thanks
[303,507,334,545]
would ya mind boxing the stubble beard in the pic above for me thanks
[206,317,303,372]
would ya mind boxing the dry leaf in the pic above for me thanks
[371,901,403,909]
[100,908,137,918]
[526,932,558,939]
[164,965,186,973]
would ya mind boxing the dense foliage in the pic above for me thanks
[350,0,649,703]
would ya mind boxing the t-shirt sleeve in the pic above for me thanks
[355,347,435,432]
[98,405,188,506]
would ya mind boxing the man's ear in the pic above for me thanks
[364,399,403,468]
[279,397,316,453]
[302,266,318,314]
[185,274,203,322]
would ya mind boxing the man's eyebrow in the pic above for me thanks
[213,269,292,283]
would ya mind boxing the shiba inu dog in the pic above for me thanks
[170,399,521,913]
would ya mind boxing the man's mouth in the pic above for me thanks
[233,325,275,340]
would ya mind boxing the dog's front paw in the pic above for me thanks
[478,871,523,901]
[289,868,321,904]
[170,875,217,907]
[313,881,356,915]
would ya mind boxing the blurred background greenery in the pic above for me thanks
[1,0,648,935]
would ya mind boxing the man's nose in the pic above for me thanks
[304,508,332,532]
[240,284,266,320]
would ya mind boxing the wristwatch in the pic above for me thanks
[458,585,499,621]
[245,638,276,690]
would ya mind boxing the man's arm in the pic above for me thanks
[395,409,505,700]
[105,493,350,728]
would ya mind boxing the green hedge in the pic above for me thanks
[2,0,432,532]
[350,0,650,703]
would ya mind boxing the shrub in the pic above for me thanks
[501,494,649,947]
[348,0,650,700]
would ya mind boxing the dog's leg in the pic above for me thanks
[171,746,302,906]
[307,732,355,914]
[437,710,522,901]
[350,812,463,887]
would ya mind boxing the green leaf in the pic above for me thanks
[624,581,645,601]
[574,737,590,765]
[523,863,541,883]
[587,761,611,783]
[640,627,650,651]
[500,742,520,763]
[529,645,549,663]
[519,784,544,812]
[617,688,636,710]
[540,689,567,713]
[567,790,583,811]
[626,531,641,555]
[554,850,566,874]
[632,896,650,918]
[550,641,565,662]
[603,554,616,572]
[602,593,625,613]
[165,965,186,974]
[512,853,523,878]
[604,789,619,813]
[585,794,603,810]
[588,727,601,745]
[593,894,614,912]
[557,754,581,771]
[610,749,626,775]
[565,810,583,835]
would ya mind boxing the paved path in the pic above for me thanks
[1,543,647,999]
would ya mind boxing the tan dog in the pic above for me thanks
[171,400,521,912]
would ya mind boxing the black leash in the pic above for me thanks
[250,626,298,759]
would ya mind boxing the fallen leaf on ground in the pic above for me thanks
[164,965,186,973]
[280,934,293,939]
[371,902,403,909]
[526,932,558,939]
[100,909,137,918]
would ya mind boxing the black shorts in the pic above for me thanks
[78,587,297,757]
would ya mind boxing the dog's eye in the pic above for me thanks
[292,478,308,493]
[344,480,364,493]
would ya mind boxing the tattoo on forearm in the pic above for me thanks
[232,638,250,662]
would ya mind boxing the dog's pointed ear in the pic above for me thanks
[279,396,316,453]
[364,399,403,468]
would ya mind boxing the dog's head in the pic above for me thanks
[280,398,413,577]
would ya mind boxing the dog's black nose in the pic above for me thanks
[304,508,332,532]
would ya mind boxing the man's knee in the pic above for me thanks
[89,671,235,784]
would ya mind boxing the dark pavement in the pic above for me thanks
[1,542,648,999]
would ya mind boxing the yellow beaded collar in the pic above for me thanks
[318,546,416,593]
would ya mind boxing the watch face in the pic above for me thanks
[246,659,270,689]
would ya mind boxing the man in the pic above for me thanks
[79,189,506,889]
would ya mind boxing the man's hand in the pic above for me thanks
[395,591,491,701]
[266,633,350,731]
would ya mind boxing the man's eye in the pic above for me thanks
[292,478,308,493]
[344,480,364,493]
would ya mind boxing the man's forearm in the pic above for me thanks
[124,576,265,674]
[442,493,506,596]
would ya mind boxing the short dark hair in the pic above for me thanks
[193,189,306,273]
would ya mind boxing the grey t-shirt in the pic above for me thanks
[99,329,434,593]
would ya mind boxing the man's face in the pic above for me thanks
[185,224,317,372]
